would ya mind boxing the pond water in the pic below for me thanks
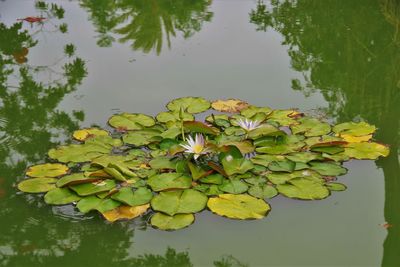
[0,0,399,266]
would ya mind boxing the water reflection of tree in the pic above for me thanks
[80,0,213,54]
[0,2,90,265]
[0,3,245,266]
[250,1,400,266]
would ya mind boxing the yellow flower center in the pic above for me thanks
[192,144,204,154]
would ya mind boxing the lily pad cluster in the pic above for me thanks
[17,97,390,230]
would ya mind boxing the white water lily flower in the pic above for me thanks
[180,134,210,159]
[237,118,261,131]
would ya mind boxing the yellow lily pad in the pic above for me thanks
[211,99,249,113]
[18,178,57,193]
[207,194,270,219]
[333,121,376,136]
[102,204,150,222]
[167,97,210,114]
[26,163,68,178]
[340,134,372,143]
[73,128,109,141]
[267,109,300,126]
[344,142,390,159]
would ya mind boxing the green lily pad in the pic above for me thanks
[268,159,296,172]
[244,176,267,185]
[294,162,309,170]
[344,142,390,159]
[91,155,138,177]
[309,141,347,154]
[151,189,208,216]
[251,165,268,174]
[218,141,255,155]
[247,124,280,139]
[193,183,210,193]
[156,111,194,123]
[17,178,57,193]
[219,179,249,194]
[174,159,188,173]
[56,173,102,188]
[326,182,347,191]
[188,162,211,180]
[250,112,269,122]
[214,134,242,147]
[205,185,223,196]
[309,162,347,176]
[207,194,270,219]
[291,117,331,137]
[123,129,162,146]
[48,136,122,163]
[199,173,224,185]
[128,149,148,158]
[44,188,81,205]
[151,213,195,230]
[160,127,181,139]
[285,152,322,163]
[251,154,286,167]
[248,185,278,199]
[305,135,344,147]
[322,152,350,162]
[91,154,135,167]
[111,187,153,206]
[108,113,155,130]
[218,145,243,160]
[167,97,210,114]
[103,167,128,181]
[149,157,176,170]
[76,195,121,213]
[256,141,305,155]
[267,109,300,126]
[183,121,219,135]
[221,157,254,176]
[147,173,192,191]
[267,170,323,185]
[69,179,117,196]
[277,178,330,200]
[311,145,345,155]
[159,138,180,151]
[224,126,246,136]
[240,106,272,118]
[333,121,376,136]
[26,163,69,178]
[205,114,230,127]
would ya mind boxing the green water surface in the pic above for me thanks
[0,0,399,266]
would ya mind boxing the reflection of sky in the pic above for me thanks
[0,1,327,128]
[0,1,387,266]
